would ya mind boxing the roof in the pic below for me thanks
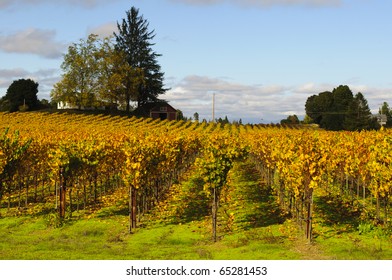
[374,113,387,121]
[150,102,177,112]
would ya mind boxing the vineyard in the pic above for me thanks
[1,111,392,258]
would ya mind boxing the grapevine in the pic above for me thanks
[1,112,391,239]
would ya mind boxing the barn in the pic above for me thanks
[149,102,178,121]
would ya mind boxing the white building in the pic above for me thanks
[57,101,78,110]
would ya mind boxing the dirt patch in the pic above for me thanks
[291,235,330,260]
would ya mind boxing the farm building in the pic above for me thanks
[374,114,387,126]
[57,101,106,111]
[57,101,78,110]
[149,102,178,121]
[127,101,178,120]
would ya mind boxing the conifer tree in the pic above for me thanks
[114,7,166,111]
[344,92,379,131]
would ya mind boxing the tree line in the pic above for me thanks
[1,7,166,114]
[51,7,166,113]
[48,8,164,114]
[304,85,381,131]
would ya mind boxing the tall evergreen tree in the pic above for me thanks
[114,7,166,110]
[344,92,379,131]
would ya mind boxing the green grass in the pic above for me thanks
[1,160,392,260]
[312,223,392,260]
[311,195,392,260]
[0,214,300,259]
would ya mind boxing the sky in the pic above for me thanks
[0,0,391,123]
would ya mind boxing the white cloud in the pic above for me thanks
[0,28,66,59]
[0,68,30,79]
[0,68,60,99]
[348,85,392,114]
[0,68,30,89]
[87,22,117,38]
[294,82,335,94]
[166,75,392,123]
[166,75,305,123]
[170,0,342,8]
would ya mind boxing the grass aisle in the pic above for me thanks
[125,159,310,260]
[2,159,390,259]
[0,159,301,259]
[217,160,326,260]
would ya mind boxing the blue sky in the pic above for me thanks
[0,0,391,123]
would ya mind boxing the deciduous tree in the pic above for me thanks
[97,38,144,112]
[304,85,378,131]
[4,79,39,112]
[51,34,101,109]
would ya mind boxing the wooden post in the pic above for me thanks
[59,167,66,219]
[386,195,390,226]
[212,185,218,242]
[25,177,29,208]
[306,189,313,242]
[212,92,215,123]
[129,186,137,233]
[93,172,98,204]
[68,188,72,218]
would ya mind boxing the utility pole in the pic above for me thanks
[212,92,215,123]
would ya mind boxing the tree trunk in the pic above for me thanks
[126,94,131,114]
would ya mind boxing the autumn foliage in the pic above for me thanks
[1,112,391,239]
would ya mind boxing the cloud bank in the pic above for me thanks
[0,28,66,59]
[165,75,391,123]
[166,75,306,123]
[87,22,118,38]
[0,68,60,98]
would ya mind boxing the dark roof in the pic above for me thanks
[150,102,177,112]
